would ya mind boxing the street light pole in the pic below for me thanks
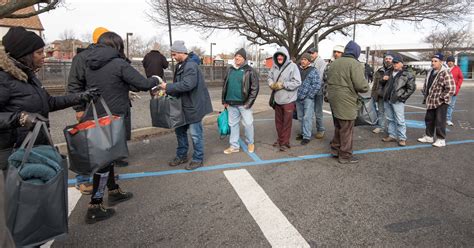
[126,32,133,59]
[166,0,174,72]
[210,42,216,80]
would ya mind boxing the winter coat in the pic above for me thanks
[297,66,321,100]
[68,44,96,112]
[142,50,169,78]
[85,45,159,119]
[312,55,327,95]
[0,49,82,152]
[381,68,416,104]
[422,67,455,110]
[371,65,391,100]
[267,47,301,105]
[449,65,464,96]
[222,63,259,108]
[326,42,369,120]
[166,56,213,124]
[188,52,201,65]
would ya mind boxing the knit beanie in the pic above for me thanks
[171,40,188,53]
[2,26,45,60]
[300,52,312,62]
[234,48,247,60]
[446,55,455,62]
[92,27,109,44]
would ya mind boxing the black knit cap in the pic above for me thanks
[2,26,45,59]
[235,48,247,60]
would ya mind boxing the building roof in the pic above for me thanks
[0,1,44,31]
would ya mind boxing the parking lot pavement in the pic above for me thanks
[51,85,474,247]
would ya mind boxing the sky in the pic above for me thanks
[39,0,473,60]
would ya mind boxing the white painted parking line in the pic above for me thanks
[224,169,310,248]
[405,104,426,110]
[323,109,332,115]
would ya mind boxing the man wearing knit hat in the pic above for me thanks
[445,55,464,126]
[371,52,393,134]
[418,53,455,147]
[308,47,327,139]
[68,26,109,194]
[222,48,259,154]
[160,40,213,170]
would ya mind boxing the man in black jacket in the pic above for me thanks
[221,48,259,154]
[371,52,393,134]
[142,43,169,79]
[380,54,416,146]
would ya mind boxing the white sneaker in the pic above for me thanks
[432,139,446,147]
[417,135,434,143]
[447,121,454,126]
[372,128,383,134]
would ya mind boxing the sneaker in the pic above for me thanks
[114,160,129,167]
[417,135,434,143]
[382,136,397,142]
[108,188,133,206]
[272,142,279,147]
[398,140,406,146]
[338,156,359,164]
[372,128,383,134]
[248,144,255,153]
[224,147,240,154]
[75,183,93,195]
[169,157,189,167]
[432,139,446,147]
[315,131,325,139]
[295,134,303,141]
[447,121,454,126]
[185,161,203,170]
[85,203,115,224]
[301,139,310,145]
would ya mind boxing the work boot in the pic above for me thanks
[76,183,93,195]
[108,188,133,206]
[169,157,189,167]
[224,147,240,154]
[338,156,359,164]
[315,131,325,139]
[382,136,397,142]
[301,139,310,145]
[398,140,406,146]
[295,134,303,140]
[372,127,383,134]
[185,161,203,170]
[247,144,255,153]
[85,203,115,224]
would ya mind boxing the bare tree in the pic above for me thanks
[423,27,473,54]
[148,0,470,58]
[0,0,60,19]
[188,46,206,57]
[60,29,76,41]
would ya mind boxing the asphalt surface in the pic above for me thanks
[50,81,474,247]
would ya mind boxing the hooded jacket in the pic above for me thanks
[221,63,259,108]
[0,49,82,152]
[326,41,369,120]
[142,50,169,78]
[68,43,97,112]
[267,47,301,105]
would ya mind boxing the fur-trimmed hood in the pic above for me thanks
[0,48,28,82]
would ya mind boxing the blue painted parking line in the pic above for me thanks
[67,139,474,185]
[239,138,262,161]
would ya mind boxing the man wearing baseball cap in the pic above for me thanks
[418,53,455,147]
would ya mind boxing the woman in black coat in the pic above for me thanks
[0,27,96,173]
[83,31,160,224]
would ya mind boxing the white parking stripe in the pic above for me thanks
[323,109,332,115]
[405,104,426,110]
[224,169,310,248]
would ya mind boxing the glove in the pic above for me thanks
[274,82,284,90]
[19,112,48,129]
[129,91,141,101]
[79,88,100,102]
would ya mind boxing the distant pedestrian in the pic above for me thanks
[308,47,327,139]
[268,46,301,151]
[445,55,464,126]
[296,53,321,145]
[327,41,369,164]
[161,40,213,170]
[222,48,259,154]
[371,53,393,134]
[142,43,169,79]
[380,54,416,146]
[418,53,455,147]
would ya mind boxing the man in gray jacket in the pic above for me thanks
[309,47,327,139]
[268,47,301,151]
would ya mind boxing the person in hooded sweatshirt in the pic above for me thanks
[268,46,301,151]
[326,41,369,164]
[83,31,161,224]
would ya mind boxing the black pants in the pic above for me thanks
[90,163,119,204]
[425,103,448,139]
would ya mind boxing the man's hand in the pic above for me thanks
[274,82,284,90]
[383,75,389,81]
[75,111,84,122]
[159,82,167,90]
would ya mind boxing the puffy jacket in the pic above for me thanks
[142,50,169,78]
[381,68,416,103]
[222,63,259,108]
[267,47,301,105]
[68,44,96,112]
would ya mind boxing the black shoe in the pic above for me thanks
[295,134,303,141]
[338,156,359,164]
[108,188,133,206]
[85,203,115,224]
[185,161,203,170]
[169,157,189,167]
[114,160,129,167]
[301,139,310,145]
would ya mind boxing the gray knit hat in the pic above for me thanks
[171,40,187,53]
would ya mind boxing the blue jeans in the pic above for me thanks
[384,101,407,141]
[296,98,315,139]
[313,92,325,132]
[75,174,90,186]
[175,121,204,162]
[446,95,457,122]
[373,97,386,129]
[228,105,254,149]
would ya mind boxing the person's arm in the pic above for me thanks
[267,68,275,87]
[120,60,159,91]
[310,69,322,94]
[162,54,169,69]
[0,82,20,129]
[444,70,456,97]
[351,63,369,93]
[282,63,302,91]
[67,55,87,112]
[166,63,198,94]
[456,66,464,95]
[244,68,260,108]
[401,73,416,101]
[222,68,229,104]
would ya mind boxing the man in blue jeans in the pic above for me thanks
[160,40,213,170]
[308,48,327,139]
[222,48,259,154]
[296,53,321,145]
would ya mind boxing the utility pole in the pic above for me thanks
[166,0,174,72]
